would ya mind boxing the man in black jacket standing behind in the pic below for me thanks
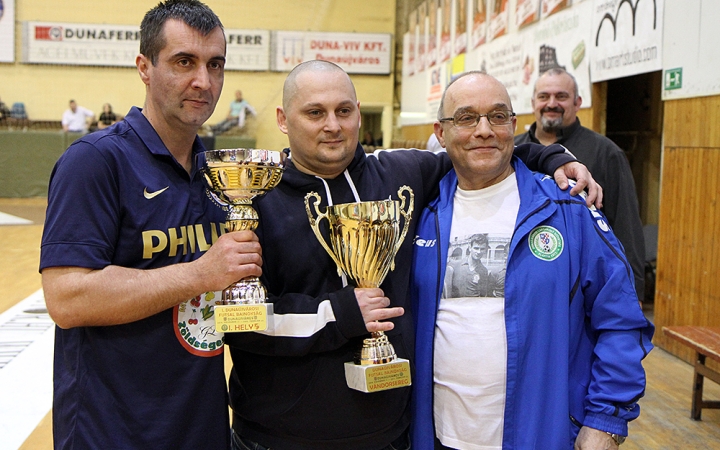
[225,60,599,450]
[515,67,645,301]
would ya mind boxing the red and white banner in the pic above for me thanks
[22,21,271,71]
[272,31,391,74]
[22,22,140,67]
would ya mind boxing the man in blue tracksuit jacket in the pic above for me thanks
[410,72,654,449]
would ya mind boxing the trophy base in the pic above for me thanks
[344,358,411,393]
[215,303,273,333]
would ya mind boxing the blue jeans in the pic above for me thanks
[231,429,410,450]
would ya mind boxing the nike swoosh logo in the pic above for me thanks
[143,186,169,199]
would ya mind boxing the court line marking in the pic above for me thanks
[0,211,33,225]
[0,289,54,450]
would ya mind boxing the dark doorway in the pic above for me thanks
[360,110,383,152]
[605,70,663,302]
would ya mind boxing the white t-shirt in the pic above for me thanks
[62,106,94,133]
[434,173,520,449]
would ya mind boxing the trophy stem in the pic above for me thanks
[222,276,268,305]
[356,331,398,365]
[226,204,259,231]
[223,204,265,304]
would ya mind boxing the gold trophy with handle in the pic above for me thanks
[201,148,285,332]
[305,186,414,392]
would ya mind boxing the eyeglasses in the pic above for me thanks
[438,110,516,128]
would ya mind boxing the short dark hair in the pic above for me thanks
[470,233,489,247]
[535,67,580,102]
[140,0,223,65]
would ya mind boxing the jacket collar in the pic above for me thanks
[125,106,206,178]
[432,157,556,230]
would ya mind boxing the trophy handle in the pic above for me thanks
[304,192,345,278]
[391,185,415,271]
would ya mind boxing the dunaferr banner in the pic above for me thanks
[22,22,140,67]
[21,21,270,71]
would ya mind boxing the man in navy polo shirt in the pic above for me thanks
[40,1,261,449]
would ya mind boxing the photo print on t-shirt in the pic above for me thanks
[442,233,510,299]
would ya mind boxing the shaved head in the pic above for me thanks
[283,60,356,111]
[276,59,361,178]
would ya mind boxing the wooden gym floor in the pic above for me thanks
[1,197,720,449]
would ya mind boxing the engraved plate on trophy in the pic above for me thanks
[200,148,285,332]
[305,186,414,392]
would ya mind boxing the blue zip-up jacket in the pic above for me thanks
[410,157,654,449]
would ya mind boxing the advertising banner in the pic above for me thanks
[541,0,571,20]
[224,29,270,71]
[0,0,14,63]
[22,21,270,71]
[427,0,439,67]
[439,0,452,62]
[471,0,487,49]
[465,0,593,114]
[272,31,392,74]
[488,0,509,41]
[22,22,139,67]
[417,3,427,73]
[453,0,468,56]
[517,0,541,29]
[590,0,664,82]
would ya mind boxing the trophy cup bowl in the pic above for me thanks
[305,186,414,392]
[200,149,285,332]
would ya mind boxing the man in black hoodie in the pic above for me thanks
[225,60,600,450]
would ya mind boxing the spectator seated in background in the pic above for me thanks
[0,96,10,125]
[360,131,378,151]
[210,89,256,135]
[97,103,122,130]
[4,101,30,129]
[62,100,94,134]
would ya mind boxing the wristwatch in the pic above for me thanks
[606,432,626,445]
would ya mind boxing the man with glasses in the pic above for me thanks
[411,71,653,449]
[515,67,646,303]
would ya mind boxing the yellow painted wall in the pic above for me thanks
[2,0,396,152]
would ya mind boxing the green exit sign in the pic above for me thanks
[665,68,682,90]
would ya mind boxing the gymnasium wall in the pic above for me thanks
[0,0,397,153]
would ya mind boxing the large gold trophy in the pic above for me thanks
[201,148,285,332]
[305,186,414,392]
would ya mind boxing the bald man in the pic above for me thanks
[411,71,653,450]
[224,61,599,450]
